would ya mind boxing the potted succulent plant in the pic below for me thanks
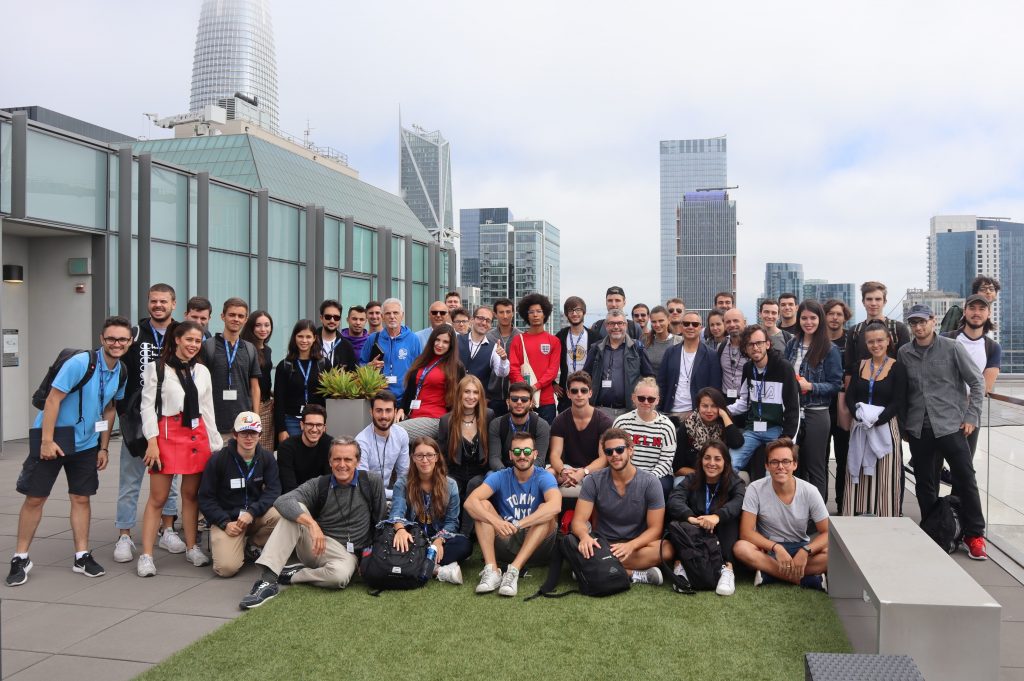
[317,365,390,437]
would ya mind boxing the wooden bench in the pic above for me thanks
[828,516,1001,681]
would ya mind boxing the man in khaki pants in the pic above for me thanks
[198,412,281,577]
[238,436,386,609]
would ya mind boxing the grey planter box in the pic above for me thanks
[324,398,371,439]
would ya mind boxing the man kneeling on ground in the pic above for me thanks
[238,436,386,609]
[465,432,561,597]
[733,437,829,590]
[571,427,672,586]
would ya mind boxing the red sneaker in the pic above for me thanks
[964,535,988,561]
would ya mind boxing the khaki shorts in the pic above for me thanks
[495,528,557,567]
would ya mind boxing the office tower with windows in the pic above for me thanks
[803,279,856,312]
[676,190,736,317]
[763,263,804,302]
[660,137,731,303]
[400,125,453,243]
[459,207,513,287]
[477,220,560,333]
[190,0,279,132]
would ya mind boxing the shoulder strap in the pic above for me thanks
[72,350,100,424]
[358,473,378,534]
[310,475,332,519]
[132,326,141,343]
[525,535,568,602]
[500,415,511,445]
[529,413,540,436]
[155,361,165,419]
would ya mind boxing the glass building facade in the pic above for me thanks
[459,207,512,287]
[400,126,453,243]
[803,280,856,322]
[190,0,279,132]
[660,138,729,302]
[477,220,560,334]
[763,262,804,303]
[675,190,736,316]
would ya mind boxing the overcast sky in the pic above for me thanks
[5,1,1024,322]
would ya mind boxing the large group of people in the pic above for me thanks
[8,276,997,606]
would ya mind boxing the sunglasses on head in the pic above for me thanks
[635,395,658,404]
[511,447,534,457]
[603,445,628,456]
[569,387,590,395]
[321,314,341,322]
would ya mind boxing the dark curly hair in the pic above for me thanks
[739,324,769,360]
[517,293,553,324]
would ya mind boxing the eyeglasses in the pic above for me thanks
[569,307,584,314]
[603,445,628,456]
[412,452,437,461]
[569,387,590,395]
[606,321,626,327]
[681,321,701,328]
[978,285,996,292]
[668,308,684,314]
[453,319,470,325]
[430,310,448,317]
[907,318,930,326]
[511,447,534,457]
[508,395,532,403]
[102,336,132,345]
[236,430,261,437]
[321,314,341,322]
[767,459,794,467]
[302,422,326,430]
[746,340,768,348]
[473,315,493,323]
[635,395,658,404]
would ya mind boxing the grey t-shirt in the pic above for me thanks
[645,334,682,374]
[741,477,828,543]
[579,467,664,543]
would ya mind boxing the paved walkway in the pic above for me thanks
[0,439,1021,679]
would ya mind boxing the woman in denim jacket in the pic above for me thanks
[388,436,471,585]
[784,300,843,504]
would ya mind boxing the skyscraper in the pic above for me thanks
[190,0,279,132]
[659,137,731,304]
[803,279,856,313]
[400,124,454,244]
[459,207,513,287]
[676,190,736,318]
[763,263,804,302]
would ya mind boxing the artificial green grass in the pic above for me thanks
[137,556,850,681]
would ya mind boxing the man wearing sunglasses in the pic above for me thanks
[548,372,613,498]
[416,301,451,346]
[488,383,550,469]
[571,428,670,586]
[583,309,654,419]
[658,311,722,420]
[465,432,561,597]
[316,299,357,371]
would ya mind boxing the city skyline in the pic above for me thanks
[5,2,1024,320]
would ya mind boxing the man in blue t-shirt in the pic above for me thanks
[464,432,561,597]
[8,316,131,587]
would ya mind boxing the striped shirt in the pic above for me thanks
[613,410,677,479]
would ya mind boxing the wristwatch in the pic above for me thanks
[801,545,813,555]
[583,468,591,476]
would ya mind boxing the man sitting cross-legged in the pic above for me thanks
[464,432,561,597]
[571,427,672,586]
[733,437,829,590]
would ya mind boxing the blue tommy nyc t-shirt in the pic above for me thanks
[483,466,557,521]
[33,351,124,452]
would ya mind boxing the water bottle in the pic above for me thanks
[421,545,438,584]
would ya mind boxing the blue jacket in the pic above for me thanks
[657,342,722,413]
[358,326,422,401]
[783,338,843,409]
[387,475,461,541]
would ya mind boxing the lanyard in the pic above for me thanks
[705,482,720,514]
[297,359,312,404]
[374,433,390,476]
[509,415,527,434]
[387,333,398,377]
[233,453,258,509]
[331,481,357,545]
[568,330,584,372]
[469,336,485,360]
[322,335,337,358]
[603,345,617,380]
[96,349,115,405]
[752,364,767,419]
[680,350,695,382]
[413,358,444,401]
[150,323,165,351]
[867,357,889,405]
[223,338,239,388]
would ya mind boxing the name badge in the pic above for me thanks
[94,420,109,433]
[346,541,355,554]
[191,418,200,429]
[386,375,398,384]
[753,421,768,432]
[410,399,422,410]
[601,379,613,389]
[726,389,738,399]
[230,477,245,489]
[222,390,238,401]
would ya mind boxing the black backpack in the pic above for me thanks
[32,348,127,423]
[360,523,432,593]
[119,362,165,458]
[527,533,631,600]
[664,520,723,592]
[920,495,964,554]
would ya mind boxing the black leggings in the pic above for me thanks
[715,518,740,565]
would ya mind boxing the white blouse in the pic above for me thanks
[140,361,222,451]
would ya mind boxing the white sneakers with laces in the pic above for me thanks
[113,535,136,563]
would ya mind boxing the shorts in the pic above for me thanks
[495,528,557,568]
[769,540,809,557]
[16,447,99,498]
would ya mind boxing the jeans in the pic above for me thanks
[536,404,556,426]
[730,426,782,472]
[908,426,985,537]
[438,534,472,566]
[115,441,179,530]
[283,415,302,438]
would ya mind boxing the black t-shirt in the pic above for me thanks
[550,408,613,469]
[276,433,333,493]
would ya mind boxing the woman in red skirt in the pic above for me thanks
[138,321,222,577]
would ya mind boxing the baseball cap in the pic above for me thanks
[606,286,625,297]
[906,304,933,321]
[233,411,263,433]
[965,294,990,307]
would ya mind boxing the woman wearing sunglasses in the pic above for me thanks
[388,437,471,585]
[613,377,677,499]
[667,440,746,595]
[675,387,745,482]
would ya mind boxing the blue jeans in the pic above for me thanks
[730,426,782,472]
[536,404,556,426]
[283,415,302,437]
[115,441,179,530]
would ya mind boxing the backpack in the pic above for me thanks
[939,304,964,334]
[664,520,723,592]
[119,362,165,458]
[920,495,964,554]
[360,523,432,593]
[31,348,127,423]
[526,533,631,600]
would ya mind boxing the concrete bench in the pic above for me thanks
[828,516,1001,681]
[805,653,924,680]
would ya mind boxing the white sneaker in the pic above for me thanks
[113,535,136,563]
[185,545,211,567]
[436,563,463,585]
[632,567,664,585]
[498,566,520,597]
[716,566,735,596]
[158,528,186,554]
[137,554,157,578]
[475,565,502,594]
[673,562,688,580]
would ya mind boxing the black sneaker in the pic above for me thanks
[6,556,32,587]
[239,579,279,609]
[277,563,304,585]
[72,552,105,578]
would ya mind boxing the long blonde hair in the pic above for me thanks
[447,375,489,464]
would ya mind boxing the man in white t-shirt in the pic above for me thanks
[657,311,722,419]
[733,438,829,590]
[945,294,1001,458]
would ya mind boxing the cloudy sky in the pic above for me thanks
[5,0,1024,322]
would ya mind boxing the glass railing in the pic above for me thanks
[977,383,1024,566]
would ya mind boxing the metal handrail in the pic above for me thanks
[986,391,1024,408]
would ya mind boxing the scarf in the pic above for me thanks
[684,411,724,452]
[166,355,200,425]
